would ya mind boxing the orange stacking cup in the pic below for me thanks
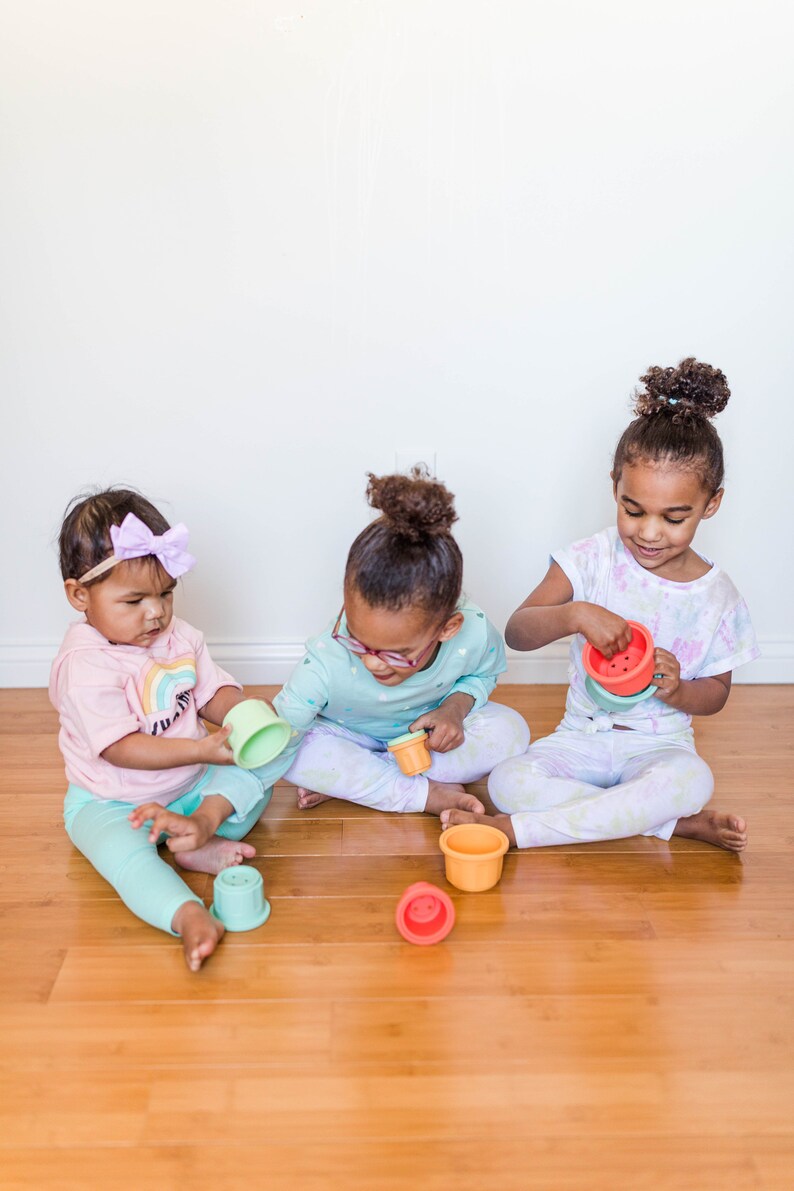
[439,823,510,892]
[582,620,655,697]
[387,730,432,776]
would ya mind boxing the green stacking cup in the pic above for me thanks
[210,866,271,932]
[223,699,292,770]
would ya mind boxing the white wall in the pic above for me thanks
[1,0,792,686]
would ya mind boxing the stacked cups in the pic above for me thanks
[582,621,659,711]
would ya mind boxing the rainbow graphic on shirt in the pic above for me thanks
[137,655,197,717]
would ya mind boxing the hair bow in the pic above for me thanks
[110,513,196,578]
[78,512,196,583]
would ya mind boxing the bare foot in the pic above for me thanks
[174,836,256,875]
[296,786,334,810]
[439,807,517,846]
[172,900,225,972]
[674,809,748,852]
[423,781,485,818]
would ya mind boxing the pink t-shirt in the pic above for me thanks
[49,616,241,805]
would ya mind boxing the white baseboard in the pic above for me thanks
[0,642,63,689]
[2,636,792,688]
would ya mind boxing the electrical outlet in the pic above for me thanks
[394,450,437,475]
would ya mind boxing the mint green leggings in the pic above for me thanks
[64,768,272,936]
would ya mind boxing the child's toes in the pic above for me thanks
[297,789,331,810]
[443,809,480,829]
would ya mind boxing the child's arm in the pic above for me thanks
[101,727,235,770]
[653,649,732,716]
[409,613,503,752]
[62,640,240,773]
[506,562,633,658]
[410,691,475,752]
[247,641,333,778]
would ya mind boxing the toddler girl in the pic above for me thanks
[273,468,530,814]
[442,358,759,851]
[50,488,275,971]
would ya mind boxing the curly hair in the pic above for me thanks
[344,466,463,619]
[59,487,170,584]
[612,358,730,494]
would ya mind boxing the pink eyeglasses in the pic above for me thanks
[331,607,442,670]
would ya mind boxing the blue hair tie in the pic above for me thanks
[667,397,679,405]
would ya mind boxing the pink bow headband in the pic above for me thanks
[78,512,196,584]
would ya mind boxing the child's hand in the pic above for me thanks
[409,705,466,752]
[128,803,215,852]
[575,604,633,659]
[196,723,235,767]
[651,647,681,701]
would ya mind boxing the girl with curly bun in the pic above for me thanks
[273,468,530,816]
[443,358,759,852]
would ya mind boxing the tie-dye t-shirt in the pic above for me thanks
[552,527,760,736]
[49,617,241,803]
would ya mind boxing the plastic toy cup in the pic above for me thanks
[210,866,271,932]
[223,699,292,770]
[582,620,655,697]
[439,823,510,892]
[387,730,432,776]
[395,882,455,945]
[584,674,658,713]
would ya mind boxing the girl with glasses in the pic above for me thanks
[272,468,530,817]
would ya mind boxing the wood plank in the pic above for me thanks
[3,992,792,1075]
[0,1002,332,1072]
[1,1063,792,1147]
[0,889,654,949]
[0,849,208,902]
[0,1137,773,1191]
[49,938,794,1003]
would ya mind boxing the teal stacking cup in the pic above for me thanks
[223,699,292,770]
[584,674,658,712]
[210,866,271,931]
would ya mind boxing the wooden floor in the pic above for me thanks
[1,686,793,1190]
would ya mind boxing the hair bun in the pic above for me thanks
[365,466,457,543]
[634,357,730,421]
